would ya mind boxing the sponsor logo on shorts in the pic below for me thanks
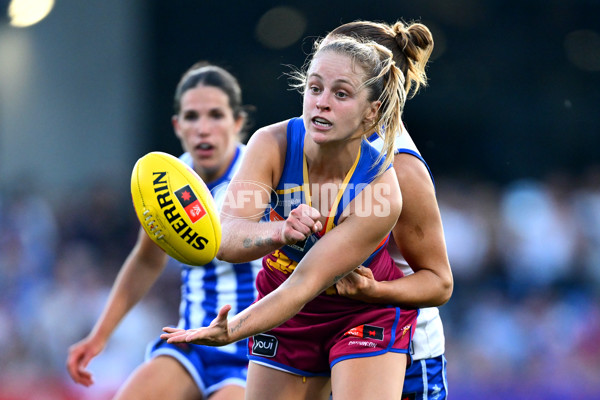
[401,324,412,339]
[348,340,377,348]
[251,334,278,357]
[344,324,384,341]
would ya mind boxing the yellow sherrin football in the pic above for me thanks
[130,151,221,266]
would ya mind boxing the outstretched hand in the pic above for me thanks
[161,304,234,346]
[66,337,105,387]
[335,265,378,303]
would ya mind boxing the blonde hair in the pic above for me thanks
[327,20,434,99]
[289,36,406,175]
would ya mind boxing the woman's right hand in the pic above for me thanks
[281,204,322,244]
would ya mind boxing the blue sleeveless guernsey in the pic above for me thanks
[249,118,416,376]
[266,117,390,269]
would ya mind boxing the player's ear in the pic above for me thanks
[172,115,183,139]
[233,115,245,136]
[364,100,381,123]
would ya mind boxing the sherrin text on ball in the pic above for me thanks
[130,151,221,265]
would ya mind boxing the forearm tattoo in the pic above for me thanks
[332,273,345,285]
[242,236,274,248]
[230,314,249,335]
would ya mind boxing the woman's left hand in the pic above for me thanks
[335,266,378,302]
[160,304,233,346]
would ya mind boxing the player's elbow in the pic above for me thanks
[216,219,241,262]
[437,267,454,305]
[215,246,229,262]
[216,238,244,263]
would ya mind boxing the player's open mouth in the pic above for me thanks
[197,143,214,150]
[195,143,215,157]
[312,117,332,128]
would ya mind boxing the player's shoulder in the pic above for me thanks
[394,153,431,184]
[178,151,193,167]
[237,119,291,183]
[247,119,290,152]
[393,128,433,186]
[395,128,419,154]
[393,151,436,213]
[394,150,432,188]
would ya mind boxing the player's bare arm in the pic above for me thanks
[217,120,322,263]
[67,228,168,385]
[163,167,401,346]
[337,152,453,307]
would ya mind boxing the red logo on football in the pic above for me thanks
[175,185,206,223]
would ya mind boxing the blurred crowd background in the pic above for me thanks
[1,1,599,399]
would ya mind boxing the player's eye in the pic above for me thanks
[183,111,198,121]
[209,110,225,119]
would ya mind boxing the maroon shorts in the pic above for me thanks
[248,304,417,376]
[248,268,418,376]
[249,245,417,376]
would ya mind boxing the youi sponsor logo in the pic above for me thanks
[251,333,278,357]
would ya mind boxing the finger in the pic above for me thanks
[77,369,93,386]
[282,221,312,243]
[293,204,321,223]
[335,280,347,292]
[184,328,210,343]
[162,326,182,333]
[161,327,186,340]
[166,332,189,343]
[77,354,94,382]
[282,226,308,243]
[161,331,186,341]
[293,216,321,236]
[185,332,199,343]
[290,218,312,236]
[67,351,91,383]
[217,304,232,319]
[298,210,321,228]
[313,220,322,233]
[356,266,374,279]
[162,327,190,339]
[69,362,93,386]
[343,270,360,280]
[303,205,322,221]
[66,354,79,377]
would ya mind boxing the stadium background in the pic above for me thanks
[1,1,599,398]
